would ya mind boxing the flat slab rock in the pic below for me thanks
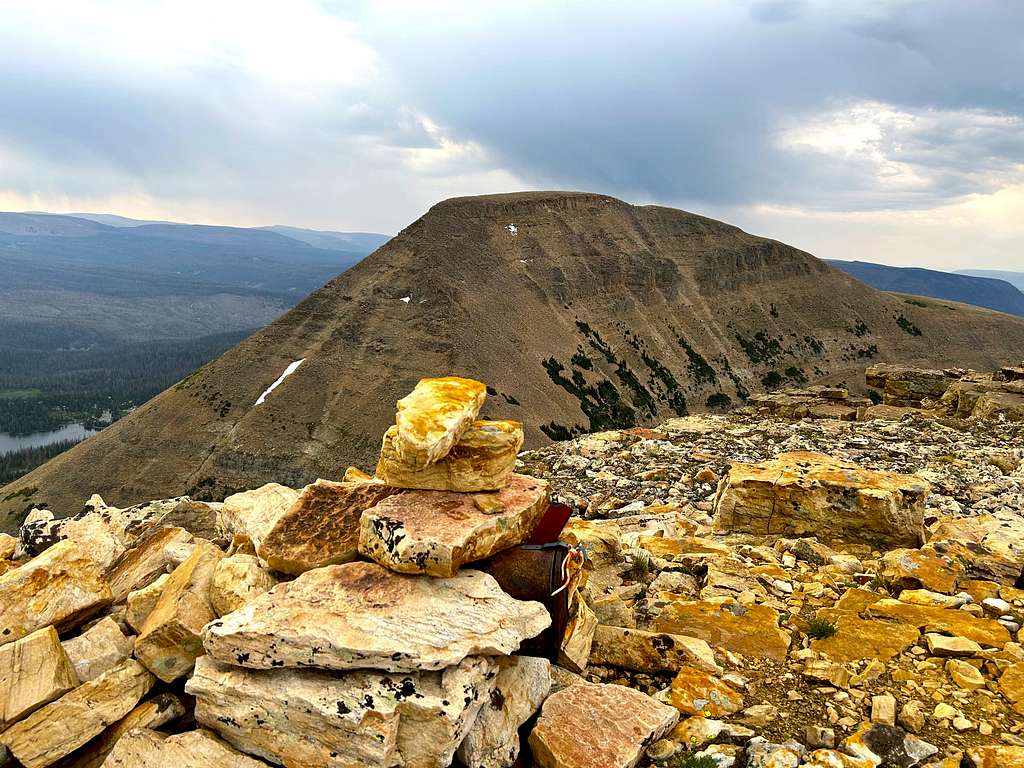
[712,451,928,549]
[102,727,268,768]
[376,419,523,492]
[653,599,792,662]
[0,539,112,646]
[257,478,399,575]
[0,626,78,731]
[186,654,497,768]
[528,681,679,768]
[358,473,550,577]
[203,561,550,673]
[393,376,487,469]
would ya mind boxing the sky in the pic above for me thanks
[0,0,1022,271]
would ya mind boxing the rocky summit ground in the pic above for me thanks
[518,393,1024,765]
[0,366,1022,768]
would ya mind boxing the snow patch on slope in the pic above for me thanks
[254,359,305,405]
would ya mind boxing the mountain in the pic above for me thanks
[5,191,1024,528]
[956,269,1024,293]
[827,260,1024,317]
[260,225,390,253]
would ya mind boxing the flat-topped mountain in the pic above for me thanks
[5,191,1024,527]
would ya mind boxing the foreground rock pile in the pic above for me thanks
[3,364,1023,768]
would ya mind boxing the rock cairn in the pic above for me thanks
[0,375,683,768]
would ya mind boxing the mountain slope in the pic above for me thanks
[828,260,1024,317]
[6,191,1024,528]
[956,269,1024,293]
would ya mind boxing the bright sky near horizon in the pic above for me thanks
[1,0,1022,271]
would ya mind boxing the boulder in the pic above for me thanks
[14,504,125,567]
[880,548,964,594]
[106,526,194,602]
[257,479,399,575]
[653,599,791,662]
[116,496,226,544]
[392,376,487,469]
[999,662,1024,715]
[62,692,187,768]
[528,681,679,768]
[0,533,16,560]
[668,666,744,716]
[61,616,134,683]
[867,599,1010,647]
[712,452,928,548]
[457,655,552,768]
[0,539,111,645]
[209,554,277,616]
[219,483,299,550]
[203,561,549,673]
[186,654,497,768]
[100,728,267,768]
[811,615,919,663]
[376,419,523,492]
[0,626,78,731]
[967,746,1024,768]
[0,659,154,768]
[928,513,1024,585]
[124,573,170,633]
[135,539,225,682]
[589,625,721,674]
[924,633,982,657]
[839,722,938,767]
[358,474,550,577]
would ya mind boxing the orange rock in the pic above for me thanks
[393,376,487,469]
[669,666,744,716]
[653,599,791,661]
[867,599,1010,648]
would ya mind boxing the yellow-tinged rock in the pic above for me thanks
[968,746,1024,768]
[0,539,111,646]
[867,598,1010,647]
[0,626,78,731]
[712,451,928,548]
[880,547,963,594]
[999,662,1024,715]
[343,466,379,483]
[558,589,597,674]
[377,419,523,492]
[135,539,224,682]
[210,554,277,616]
[589,625,721,675]
[106,526,194,603]
[669,666,743,716]
[61,692,186,768]
[0,533,16,560]
[257,479,399,575]
[393,376,487,469]
[101,728,268,768]
[124,573,170,633]
[0,659,154,768]
[653,599,791,661]
[61,616,133,683]
[811,615,919,663]
[219,483,299,551]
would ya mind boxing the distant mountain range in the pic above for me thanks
[955,269,1024,293]
[6,191,1024,527]
[0,211,388,464]
[827,260,1024,317]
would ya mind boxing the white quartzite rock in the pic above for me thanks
[61,616,134,683]
[186,654,498,768]
[458,655,552,768]
[203,561,549,672]
[101,727,268,768]
[209,553,277,616]
[0,626,78,731]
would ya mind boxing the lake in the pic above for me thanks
[0,422,100,454]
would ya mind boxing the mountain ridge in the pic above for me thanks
[4,190,1024,529]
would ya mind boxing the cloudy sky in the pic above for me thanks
[1,0,1021,270]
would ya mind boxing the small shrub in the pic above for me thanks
[807,617,838,639]
[625,550,653,581]
[661,754,721,768]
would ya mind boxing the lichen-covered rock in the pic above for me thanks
[0,539,111,646]
[528,681,679,768]
[257,479,398,575]
[0,626,78,731]
[358,474,549,577]
[589,625,721,674]
[839,722,938,767]
[967,746,1024,768]
[101,728,268,768]
[209,553,277,616]
[653,599,791,662]
[376,419,523,492]
[458,655,552,768]
[186,654,497,768]
[134,539,224,682]
[867,599,1010,648]
[203,561,549,672]
[712,451,928,548]
[61,616,133,683]
[879,547,964,594]
[668,666,744,716]
[0,659,154,768]
[392,376,487,469]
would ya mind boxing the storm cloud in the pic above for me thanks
[0,0,1021,269]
